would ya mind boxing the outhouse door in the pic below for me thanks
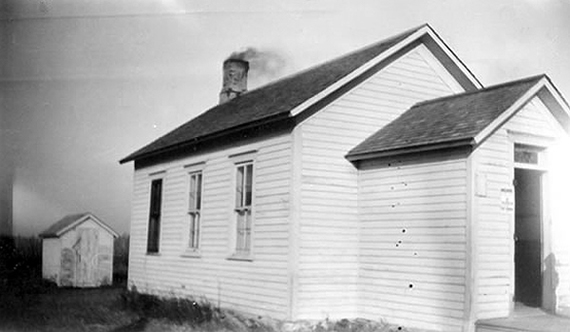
[75,228,99,287]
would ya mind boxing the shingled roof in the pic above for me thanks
[346,75,547,161]
[121,24,481,164]
[39,212,118,238]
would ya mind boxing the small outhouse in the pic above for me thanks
[39,212,119,287]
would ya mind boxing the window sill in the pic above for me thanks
[181,250,201,258]
[226,254,253,262]
[146,252,161,256]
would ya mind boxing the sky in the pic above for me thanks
[1,0,570,236]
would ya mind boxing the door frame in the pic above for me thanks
[511,144,554,313]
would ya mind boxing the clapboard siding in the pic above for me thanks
[127,133,292,318]
[473,96,566,320]
[472,127,513,320]
[358,153,468,332]
[504,97,557,137]
[295,44,462,320]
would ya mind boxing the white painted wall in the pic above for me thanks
[294,44,463,320]
[358,152,468,332]
[470,127,512,321]
[128,133,292,318]
[472,95,569,320]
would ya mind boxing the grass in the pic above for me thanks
[0,235,134,331]
[0,285,423,332]
[0,287,135,332]
[0,235,425,332]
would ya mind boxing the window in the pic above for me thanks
[147,178,163,253]
[234,162,253,255]
[188,171,202,250]
[514,144,544,165]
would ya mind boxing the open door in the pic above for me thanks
[514,168,543,307]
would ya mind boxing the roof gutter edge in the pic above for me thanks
[119,112,294,164]
[346,138,475,162]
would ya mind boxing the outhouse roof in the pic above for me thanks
[120,24,480,164]
[39,212,119,239]
[347,75,570,161]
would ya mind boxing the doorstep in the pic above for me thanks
[476,305,570,332]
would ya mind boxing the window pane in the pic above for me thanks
[147,179,162,253]
[235,210,252,254]
[196,173,202,210]
[515,150,539,164]
[189,213,199,249]
[151,179,162,215]
[514,144,542,165]
[245,164,253,207]
[147,216,159,253]
[236,166,244,208]
[189,175,196,210]
[244,210,251,252]
[189,172,202,211]
[236,210,246,252]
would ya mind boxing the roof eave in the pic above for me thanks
[422,24,483,90]
[119,112,293,164]
[539,76,570,135]
[38,233,58,239]
[473,76,570,145]
[346,138,476,162]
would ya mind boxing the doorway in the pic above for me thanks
[514,168,543,307]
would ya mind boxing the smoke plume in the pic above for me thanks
[228,47,288,88]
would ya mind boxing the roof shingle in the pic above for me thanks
[39,213,89,238]
[120,25,427,163]
[39,212,118,238]
[346,75,545,159]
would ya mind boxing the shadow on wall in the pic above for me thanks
[543,253,559,314]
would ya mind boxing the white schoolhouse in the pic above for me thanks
[121,25,570,332]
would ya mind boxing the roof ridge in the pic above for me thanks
[240,24,429,96]
[413,74,546,108]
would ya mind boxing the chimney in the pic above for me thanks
[219,58,249,104]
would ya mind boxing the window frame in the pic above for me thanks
[186,170,203,253]
[514,143,548,171]
[227,150,257,261]
[146,175,164,255]
[234,161,254,257]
